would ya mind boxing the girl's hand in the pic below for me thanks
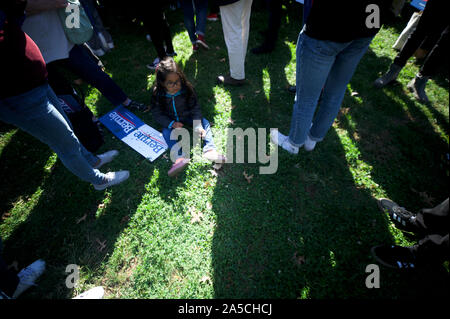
[173,122,184,128]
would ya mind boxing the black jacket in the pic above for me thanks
[151,87,202,128]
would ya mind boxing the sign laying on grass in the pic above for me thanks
[99,106,168,162]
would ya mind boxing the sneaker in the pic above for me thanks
[126,100,149,112]
[12,259,46,298]
[146,57,160,70]
[217,75,245,86]
[192,43,199,52]
[371,245,418,269]
[73,286,104,299]
[203,150,227,163]
[373,63,402,88]
[93,150,119,169]
[270,129,299,154]
[207,13,219,21]
[304,135,317,152]
[168,158,190,177]
[377,198,421,233]
[93,171,130,191]
[407,73,430,103]
[196,35,210,50]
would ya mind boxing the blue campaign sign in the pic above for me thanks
[410,0,428,10]
[99,106,168,162]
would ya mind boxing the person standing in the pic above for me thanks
[216,0,253,86]
[180,0,210,52]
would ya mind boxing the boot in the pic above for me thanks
[407,73,430,103]
[373,63,402,88]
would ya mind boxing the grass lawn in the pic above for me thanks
[0,4,448,299]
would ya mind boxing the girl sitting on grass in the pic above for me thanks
[151,57,226,177]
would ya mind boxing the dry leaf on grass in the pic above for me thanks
[220,58,226,62]
[209,169,218,177]
[200,275,211,284]
[121,215,130,224]
[76,214,87,224]
[293,252,305,266]
[212,163,223,170]
[189,207,204,224]
[238,94,245,100]
[243,171,253,183]
[96,238,106,252]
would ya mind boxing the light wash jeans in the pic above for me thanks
[288,29,374,146]
[180,0,208,44]
[0,83,105,185]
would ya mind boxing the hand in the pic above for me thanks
[197,128,206,138]
[172,122,184,129]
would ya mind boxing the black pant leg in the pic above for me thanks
[415,198,449,235]
[412,234,449,264]
[420,26,449,77]
[0,238,19,298]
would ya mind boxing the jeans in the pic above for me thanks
[47,45,128,107]
[162,117,216,157]
[288,30,373,146]
[180,0,208,44]
[0,83,105,184]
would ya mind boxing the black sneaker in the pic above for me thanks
[377,198,421,233]
[371,245,418,269]
[127,100,149,112]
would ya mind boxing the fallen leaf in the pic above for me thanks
[98,203,105,209]
[200,275,211,284]
[163,153,168,159]
[212,163,223,170]
[293,252,305,266]
[220,58,226,62]
[255,90,261,94]
[73,79,83,85]
[216,46,220,50]
[204,181,211,188]
[238,94,245,100]
[121,215,130,224]
[231,105,238,110]
[189,207,204,224]
[351,91,359,97]
[76,214,87,224]
[206,202,213,210]
[96,238,106,252]
[8,261,18,271]
[227,118,234,125]
[243,171,253,183]
[2,212,11,220]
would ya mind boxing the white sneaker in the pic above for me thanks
[270,129,299,154]
[93,150,119,169]
[12,259,46,298]
[73,286,104,299]
[304,135,317,152]
[93,171,130,191]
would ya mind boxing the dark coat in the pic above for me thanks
[151,87,202,128]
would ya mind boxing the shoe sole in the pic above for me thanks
[196,40,209,50]
[168,160,190,177]
[94,172,130,190]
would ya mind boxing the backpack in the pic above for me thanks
[57,88,104,153]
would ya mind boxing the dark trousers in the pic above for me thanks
[393,0,449,77]
[142,3,175,59]
[260,0,282,48]
[47,45,128,106]
[412,198,449,263]
[0,238,19,298]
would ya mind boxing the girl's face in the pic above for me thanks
[163,72,182,95]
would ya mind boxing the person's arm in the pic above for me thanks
[25,0,67,16]
[150,93,174,129]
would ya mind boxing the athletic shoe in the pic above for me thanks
[93,171,130,191]
[270,129,299,154]
[373,63,402,88]
[93,150,119,169]
[371,245,418,269]
[377,198,421,233]
[12,259,46,298]
[146,57,160,70]
[207,13,219,21]
[407,73,430,103]
[168,158,190,177]
[304,135,317,152]
[196,34,210,50]
[73,286,105,299]
[203,150,227,163]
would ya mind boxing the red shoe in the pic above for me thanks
[196,35,209,50]
[168,158,190,177]
[192,43,199,52]
[207,13,219,21]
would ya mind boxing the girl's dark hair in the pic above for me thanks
[153,57,195,109]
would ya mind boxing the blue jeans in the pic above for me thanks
[48,45,128,107]
[0,83,105,184]
[162,117,216,156]
[288,30,374,146]
[180,0,208,44]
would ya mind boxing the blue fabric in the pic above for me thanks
[180,0,208,43]
[288,29,373,146]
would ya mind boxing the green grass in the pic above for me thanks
[0,6,448,299]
